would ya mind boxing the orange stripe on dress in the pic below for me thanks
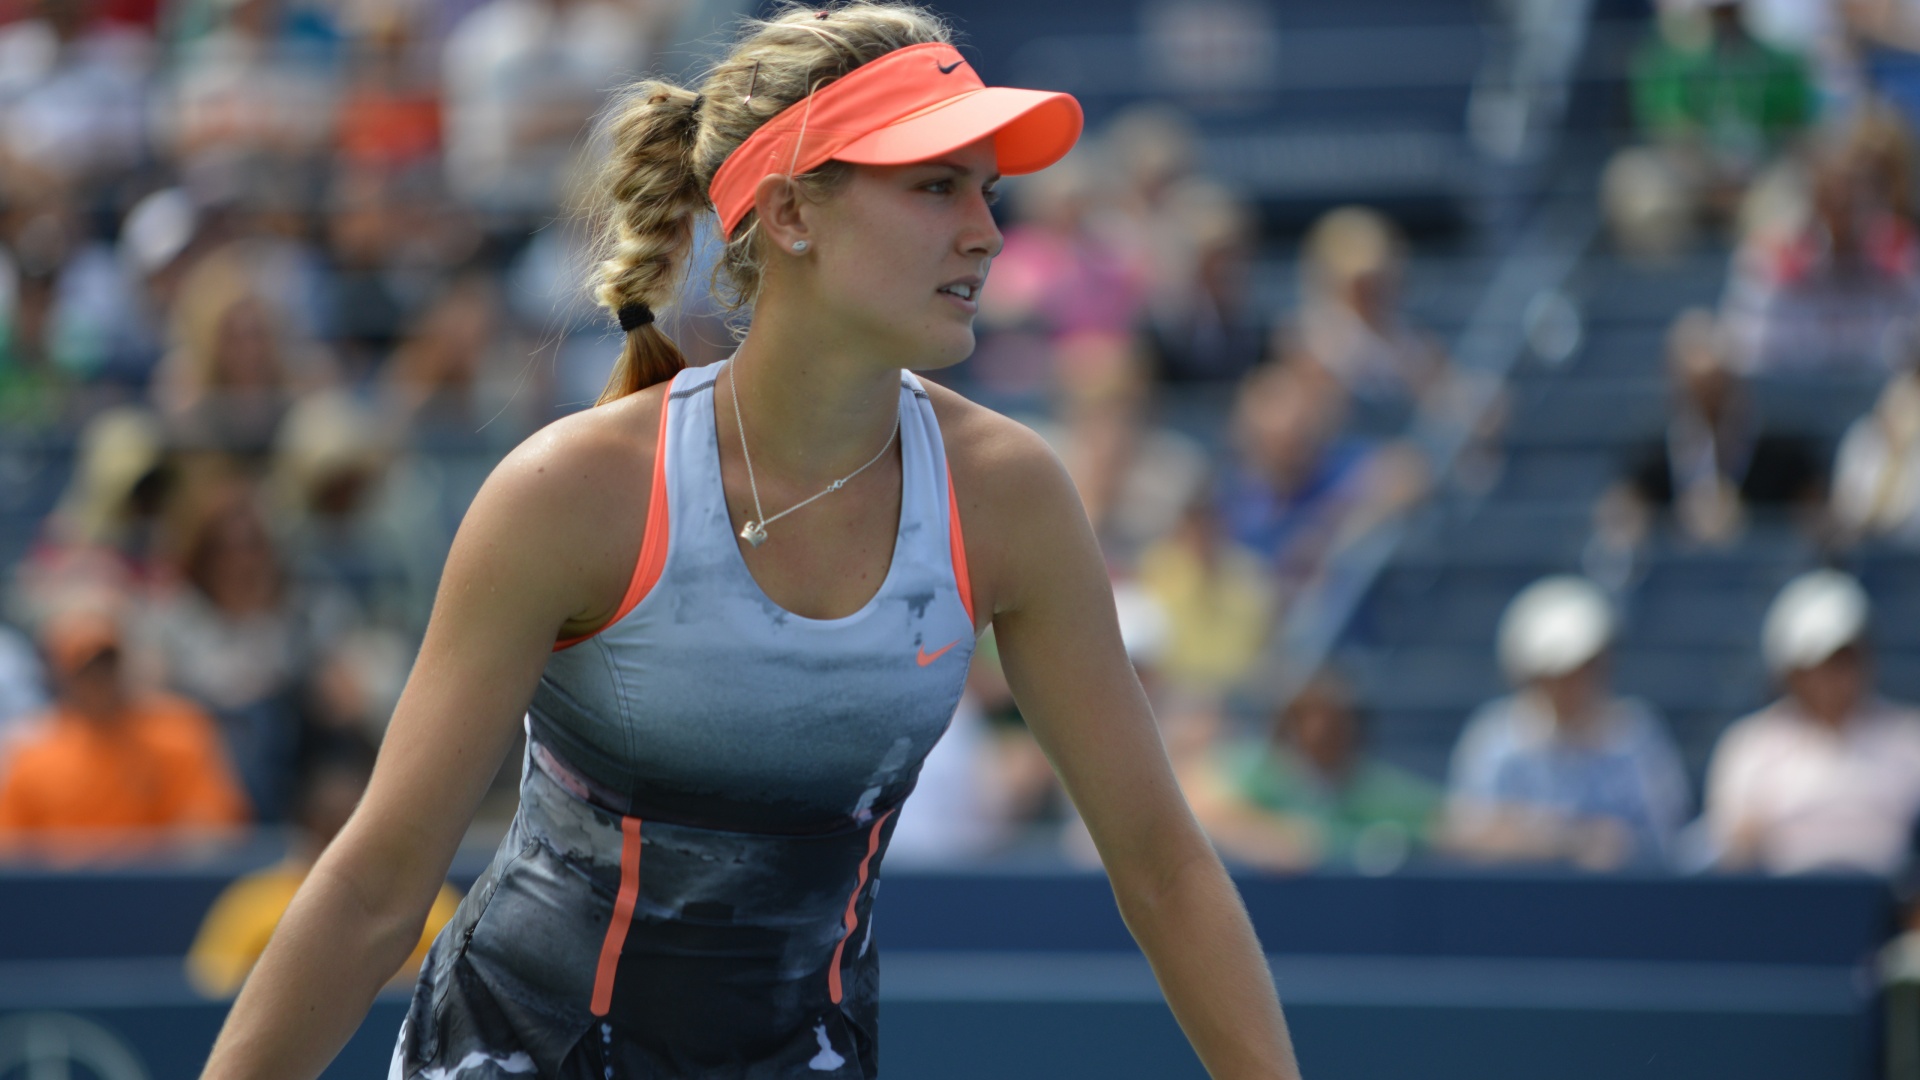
[827,808,894,1005]
[590,815,644,1016]
[555,390,674,650]
[945,469,974,628]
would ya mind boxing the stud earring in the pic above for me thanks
[791,240,809,253]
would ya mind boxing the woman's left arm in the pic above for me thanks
[975,427,1302,1080]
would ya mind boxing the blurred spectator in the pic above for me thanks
[186,729,459,995]
[138,482,353,819]
[1135,490,1275,697]
[1604,0,1815,258]
[440,0,665,224]
[88,187,208,388]
[5,189,185,401]
[152,250,332,459]
[1103,103,1204,312]
[1140,185,1270,385]
[11,407,176,630]
[333,3,441,179]
[1704,569,1920,874]
[318,170,410,382]
[376,275,536,625]
[0,0,152,196]
[1446,577,1692,870]
[977,150,1159,537]
[0,199,91,428]
[1197,672,1440,874]
[1832,318,1920,542]
[269,389,415,626]
[976,150,1148,403]
[1218,360,1427,585]
[383,274,526,436]
[1597,308,1825,552]
[1292,207,1451,429]
[1722,102,1920,372]
[45,406,172,563]
[884,688,1019,868]
[163,0,340,197]
[0,603,249,862]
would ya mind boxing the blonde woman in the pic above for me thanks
[200,5,1298,1078]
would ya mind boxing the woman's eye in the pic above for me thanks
[983,187,1002,206]
[924,180,953,194]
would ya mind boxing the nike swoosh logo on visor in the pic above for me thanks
[916,640,960,666]
[938,59,964,74]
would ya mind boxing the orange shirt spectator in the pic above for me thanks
[0,608,249,862]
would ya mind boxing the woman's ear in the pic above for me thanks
[752,173,812,253]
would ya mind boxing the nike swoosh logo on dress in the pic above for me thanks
[916,640,959,666]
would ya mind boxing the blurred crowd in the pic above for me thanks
[0,0,691,863]
[905,0,1920,883]
[1,0,1920,950]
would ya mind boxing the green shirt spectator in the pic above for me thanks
[1194,672,1440,873]
[1217,740,1439,865]
[1632,4,1814,164]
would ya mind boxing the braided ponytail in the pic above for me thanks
[588,3,951,404]
[590,83,705,404]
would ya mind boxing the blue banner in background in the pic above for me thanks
[0,868,1891,1079]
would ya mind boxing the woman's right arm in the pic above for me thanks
[200,399,657,1080]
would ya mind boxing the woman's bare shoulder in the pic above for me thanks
[480,388,661,524]
[919,380,1069,498]
[920,380,1089,618]
[457,385,666,629]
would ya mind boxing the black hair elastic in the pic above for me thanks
[618,303,654,332]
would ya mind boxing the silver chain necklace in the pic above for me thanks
[727,359,900,547]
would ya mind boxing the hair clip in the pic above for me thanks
[744,59,760,104]
[815,9,829,17]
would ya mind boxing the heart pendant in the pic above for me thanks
[741,521,769,547]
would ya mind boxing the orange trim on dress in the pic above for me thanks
[590,815,644,1016]
[827,808,894,1005]
[945,469,974,628]
[555,391,674,651]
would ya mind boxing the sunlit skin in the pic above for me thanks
[199,132,1300,1080]
[725,136,1002,497]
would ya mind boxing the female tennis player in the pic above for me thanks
[199,5,1299,1078]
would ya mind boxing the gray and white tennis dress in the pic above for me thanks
[391,361,978,1078]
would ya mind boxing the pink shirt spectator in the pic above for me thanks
[1705,696,1920,875]
[986,223,1148,346]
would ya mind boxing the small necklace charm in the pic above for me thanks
[727,360,899,548]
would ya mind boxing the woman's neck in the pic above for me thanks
[728,303,907,483]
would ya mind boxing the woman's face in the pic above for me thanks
[800,136,1004,371]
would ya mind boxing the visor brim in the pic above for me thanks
[832,87,1083,175]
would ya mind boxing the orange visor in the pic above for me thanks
[708,42,1083,239]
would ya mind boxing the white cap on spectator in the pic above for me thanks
[1498,576,1614,683]
[1763,570,1869,674]
[120,188,195,276]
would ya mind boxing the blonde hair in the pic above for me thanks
[1301,205,1402,295]
[586,1,951,404]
